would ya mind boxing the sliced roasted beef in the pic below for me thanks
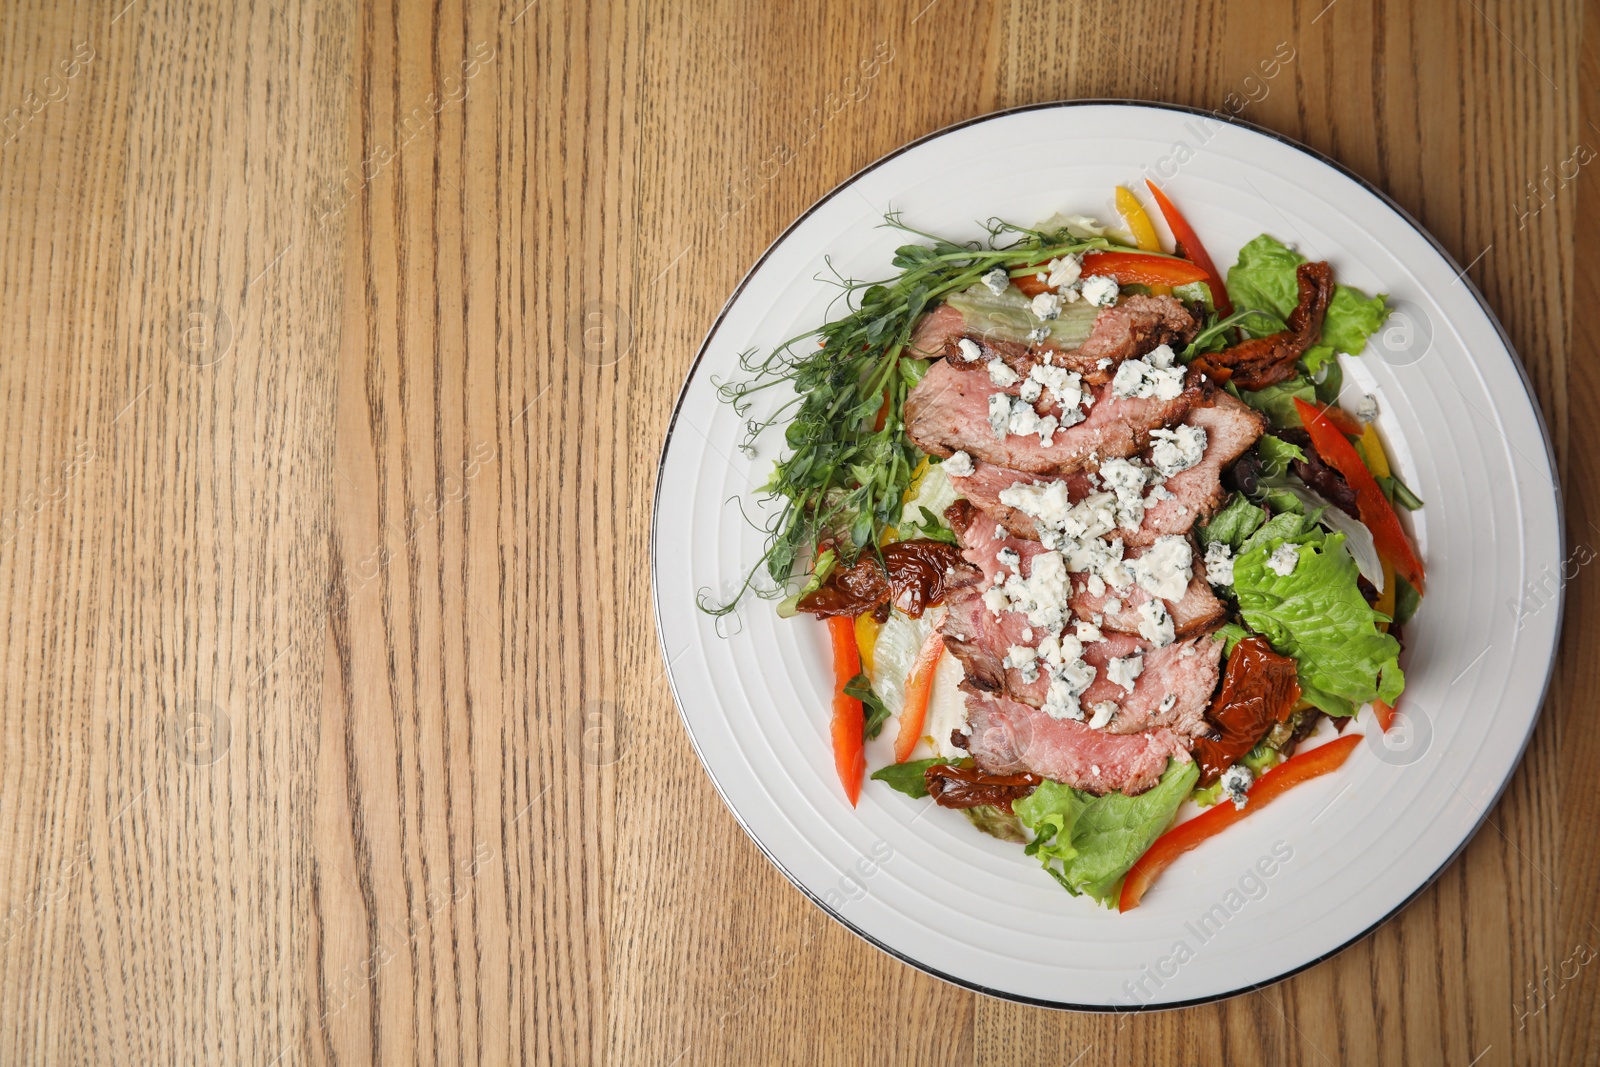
[1068,561,1225,637]
[1074,631,1223,737]
[949,391,1266,544]
[941,583,1221,736]
[905,357,1200,474]
[963,688,1192,796]
[950,516,1224,637]
[910,296,1200,386]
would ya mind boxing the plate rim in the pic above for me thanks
[649,98,1566,1012]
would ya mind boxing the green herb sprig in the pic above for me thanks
[699,214,1131,616]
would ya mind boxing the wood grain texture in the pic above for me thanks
[0,0,1594,1063]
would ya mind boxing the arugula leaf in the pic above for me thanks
[870,757,949,798]
[1013,761,1200,905]
[1196,493,1266,551]
[1257,434,1306,478]
[846,673,892,740]
[1232,526,1404,715]
[963,804,1028,843]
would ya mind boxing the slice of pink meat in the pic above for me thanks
[948,504,1223,637]
[909,296,1200,386]
[962,688,1192,796]
[905,358,1199,474]
[948,390,1266,544]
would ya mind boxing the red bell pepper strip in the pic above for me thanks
[1119,733,1363,911]
[893,631,945,764]
[1012,251,1208,297]
[1372,699,1396,733]
[1293,398,1426,595]
[1145,181,1234,317]
[825,615,866,805]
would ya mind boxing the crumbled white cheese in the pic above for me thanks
[1110,344,1187,401]
[1087,700,1118,730]
[1098,456,1151,530]
[1137,599,1176,647]
[1081,274,1120,307]
[1031,291,1064,321]
[1148,424,1208,478]
[1006,400,1059,446]
[1073,619,1103,642]
[1018,377,1043,403]
[1128,536,1193,601]
[1220,763,1254,810]
[986,359,1021,387]
[1096,357,1112,370]
[943,450,974,478]
[1357,393,1379,423]
[992,550,1073,633]
[996,547,1021,572]
[1158,693,1177,713]
[1107,654,1144,693]
[1203,540,1235,586]
[1046,254,1083,290]
[956,337,983,362]
[1026,325,1052,342]
[1103,597,1123,616]
[1003,644,1040,684]
[981,268,1010,295]
[993,525,1006,540]
[1058,285,1081,303]
[987,392,1012,439]
[1027,363,1085,412]
[1267,543,1300,577]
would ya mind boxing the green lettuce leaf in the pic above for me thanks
[1196,493,1266,551]
[1232,525,1404,715]
[845,673,892,740]
[1257,434,1306,478]
[962,804,1028,843]
[1236,375,1316,429]
[1226,235,1390,360]
[1013,760,1200,905]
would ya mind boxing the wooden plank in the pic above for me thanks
[0,0,1592,1062]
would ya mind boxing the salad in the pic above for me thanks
[706,184,1423,910]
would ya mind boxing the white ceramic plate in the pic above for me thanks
[651,102,1562,1009]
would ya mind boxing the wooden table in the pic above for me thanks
[1,0,1595,1062]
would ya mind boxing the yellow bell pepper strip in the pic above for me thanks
[1118,733,1362,911]
[1116,186,1169,296]
[893,630,946,764]
[826,615,866,805]
[1145,181,1234,317]
[1294,398,1426,595]
[1358,423,1392,479]
[1116,186,1162,252]
[854,612,881,676]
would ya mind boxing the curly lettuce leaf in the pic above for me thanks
[1235,375,1316,429]
[1196,493,1267,551]
[1232,525,1404,716]
[1013,760,1200,905]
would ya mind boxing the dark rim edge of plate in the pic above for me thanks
[647,98,1567,1013]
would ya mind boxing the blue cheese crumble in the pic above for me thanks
[1203,540,1235,586]
[981,267,1011,295]
[1110,343,1186,401]
[1220,763,1254,809]
[943,450,974,477]
[1148,424,1208,478]
[1106,653,1143,693]
[1080,274,1120,307]
[1267,543,1300,577]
